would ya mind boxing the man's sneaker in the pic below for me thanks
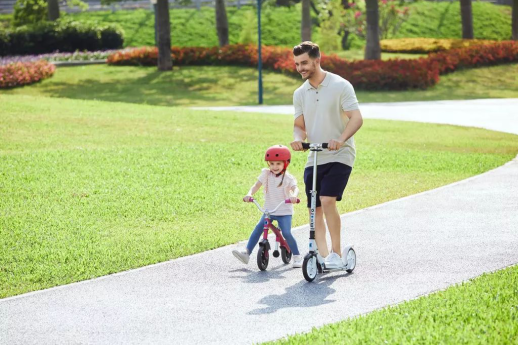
[325,252,344,269]
[232,250,250,264]
[292,255,303,268]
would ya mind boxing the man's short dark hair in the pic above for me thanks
[293,41,321,59]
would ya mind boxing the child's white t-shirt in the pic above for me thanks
[257,168,297,216]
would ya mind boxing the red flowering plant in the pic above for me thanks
[0,60,55,88]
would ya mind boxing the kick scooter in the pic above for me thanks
[300,143,356,282]
[246,197,300,271]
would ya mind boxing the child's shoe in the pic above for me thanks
[232,249,250,264]
[292,255,303,268]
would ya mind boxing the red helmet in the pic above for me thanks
[265,145,291,171]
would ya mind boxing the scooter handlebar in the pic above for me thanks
[285,198,300,204]
[302,142,329,150]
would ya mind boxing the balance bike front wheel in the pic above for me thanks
[257,246,269,271]
[302,254,318,282]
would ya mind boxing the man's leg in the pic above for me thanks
[309,206,329,257]
[320,196,342,256]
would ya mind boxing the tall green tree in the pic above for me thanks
[364,0,380,60]
[47,0,60,21]
[215,0,229,46]
[459,0,473,39]
[512,0,518,41]
[301,0,312,41]
[156,0,173,70]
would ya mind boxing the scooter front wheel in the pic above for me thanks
[302,254,318,282]
[257,246,269,271]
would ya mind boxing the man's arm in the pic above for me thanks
[328,109,363,150]
[290,115,307,151]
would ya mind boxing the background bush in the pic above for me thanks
[381,38,498,53]
[0,60,55,88]
[0,18,124,56]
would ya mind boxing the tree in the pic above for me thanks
[513,0,518,41]
[156,0,173,70]
[215,0,229,46]
[364,0,380,60]
[459,0,473,39]
[301,0,312,41]
[47,0,60,21]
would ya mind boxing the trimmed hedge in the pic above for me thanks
[107,41,517,90]
[0,19,124,56]
[0,60,55,88]
[381,38,498,53]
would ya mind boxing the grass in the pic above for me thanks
[266,265,518,345]
[0,93,517,298]
[0,2,511,49]
[0,63,517,106]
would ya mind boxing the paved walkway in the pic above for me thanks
[1,99,518,344]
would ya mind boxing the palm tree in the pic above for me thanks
[459,0,473,39]
[156,0,173,71]
[301,0,311,41]
[215,0,229,46]
[512,0,518,41]
[364,0,380,60]
[47,0,60,21]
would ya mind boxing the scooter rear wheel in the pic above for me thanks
[281,247,292,264]
[302,254,318,282]
[345,247,356,273]
[257,246,269,271]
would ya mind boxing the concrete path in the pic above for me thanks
[194,98,518,134]
[1,99,518,344]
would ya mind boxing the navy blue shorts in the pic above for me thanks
[304,162,352,208]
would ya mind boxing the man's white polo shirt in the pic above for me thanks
[293,71,360,168]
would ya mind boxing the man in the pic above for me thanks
[290,41,363,268]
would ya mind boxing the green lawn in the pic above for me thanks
[0,93,517,298]
[0,1,512,49]
[267,266,518,345]
[1,63,517,106]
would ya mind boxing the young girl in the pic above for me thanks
[232,145,302,268]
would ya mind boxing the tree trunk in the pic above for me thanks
[301,0,311,41]
[512,0,518,41]
[364,0,380,60]
[47,0,60,21]
[156,0,173,71]
[459,0,473,39]
[215,0,229,46]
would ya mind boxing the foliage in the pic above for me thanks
[0,18,124,56]
[381,38,499,53]
[316,0,342,53]
[106,41,518,90]
[0,49,126,66]
[12,0,47,27]
[237,10,256,45]
[0,60,55,88]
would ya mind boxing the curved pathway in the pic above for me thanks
[0,99,517,344]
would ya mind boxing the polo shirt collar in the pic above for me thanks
[305,71,331,90]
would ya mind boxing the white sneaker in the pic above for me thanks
[232,250,250,264]
[325,252,344,269]
[292,255,303,268]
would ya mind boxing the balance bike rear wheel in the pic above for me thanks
[281,247,292,264]
[257,246,269,271]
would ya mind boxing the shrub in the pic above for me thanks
[0,60,55,88]
[381,38,498,53]
[106,41,517,91]
[12,0,47,27]
[0,19,124,56]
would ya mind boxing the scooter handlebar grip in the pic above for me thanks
[302,143,310,150]
[321,143,329,149]
[244,197,254,202]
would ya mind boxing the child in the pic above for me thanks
[232,145,302,268]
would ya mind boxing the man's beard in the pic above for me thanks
[300,63,316,80]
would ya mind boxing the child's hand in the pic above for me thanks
[243,195,253,202]
[288,196,298,204]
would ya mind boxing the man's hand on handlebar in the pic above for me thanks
[290,141,306,151]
